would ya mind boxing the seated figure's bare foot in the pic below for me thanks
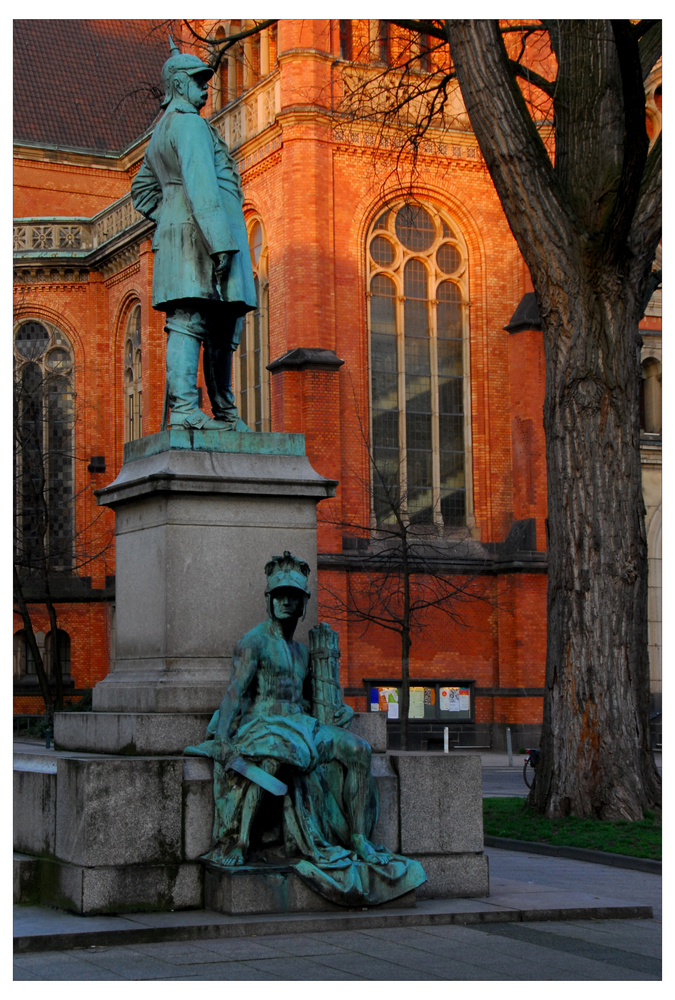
[219,844,246,867]
[351,833,391,865]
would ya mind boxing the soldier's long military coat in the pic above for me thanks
[131,95,256,317]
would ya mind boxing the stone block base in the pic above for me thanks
[14,748,489,914]
[204,865,417,915]
[54,712,213,755]
[16,858,203,915]
[14,853,41,905]
[412,853,490,899]
[14,762,56,856]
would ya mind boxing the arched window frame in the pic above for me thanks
[123,303,143,443]
[233,216,270,432]
[14,319,75,570]
[366,200,473,530]
[640,356,662,436]
[339,20,353,60]
[45,628,71,678]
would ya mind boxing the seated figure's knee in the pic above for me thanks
[333,728,371,768]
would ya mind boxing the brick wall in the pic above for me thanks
[13,20,549,731]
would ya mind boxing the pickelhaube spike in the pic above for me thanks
[160,33,214,108]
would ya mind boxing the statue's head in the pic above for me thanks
[161,36,214,108]
[264,551,311,620]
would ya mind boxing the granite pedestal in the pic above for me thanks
[55,430,336,753]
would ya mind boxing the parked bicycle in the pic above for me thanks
[523,747,540,788]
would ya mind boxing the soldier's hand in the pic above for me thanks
[214,251,235,287]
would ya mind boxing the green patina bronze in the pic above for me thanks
[131,38,256,432]
[123,428,307,464]
[186,552,426,907]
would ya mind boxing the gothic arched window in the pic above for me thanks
[640,357,662,436]
[367,201,469,528]
[45,629,71,678]
[123,304,143,442]
[14,320,74,570]
[234,218,270,431]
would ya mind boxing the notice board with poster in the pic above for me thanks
[367,680,474,722]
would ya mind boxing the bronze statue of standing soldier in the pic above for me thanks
[132,39,256,431]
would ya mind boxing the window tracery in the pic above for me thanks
[367,201,470,528]
[14,319,74,570]
[123,304,142,443]
[234,218,270,431]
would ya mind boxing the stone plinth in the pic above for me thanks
[14,759,57,857]
[14,750,489,913]
[55,712,213,755]
[203,866,417,915]
[348,710,387,752]
[90,430,336,717]
[389,753,489,899]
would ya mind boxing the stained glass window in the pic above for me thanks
[14,320,74,569]
[368,201,468,527]
[235,218,270,432]
[123,304,142,442]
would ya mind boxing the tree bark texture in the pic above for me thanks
[447,19,661,818]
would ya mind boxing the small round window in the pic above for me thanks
[395,204,435,251]
[15,321,50,360]
[437,242,461,275]
[370,235,395,267]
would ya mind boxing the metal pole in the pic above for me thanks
[506,726,513,766]
[444,727,449,753]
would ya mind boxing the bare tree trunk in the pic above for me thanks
[14,566,54,716]
[533,275,661,819]
[44,580,64,711]
[446,19,662,818]
[399,627,411,751]
[399,535,412,750]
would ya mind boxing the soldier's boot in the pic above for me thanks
[165,328,226,430]
[203,321,251,432]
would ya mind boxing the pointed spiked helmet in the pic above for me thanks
[161,34,213,107]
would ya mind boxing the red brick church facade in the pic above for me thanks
[13,20,661,748]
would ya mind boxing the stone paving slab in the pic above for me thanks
[13,919,661,981]
[14,887,652,954]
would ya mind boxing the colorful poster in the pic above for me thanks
[440,687,453,711]
[370,688,380,712]
[424,687,435,706]
[378,688,399,719]
[459,688,471,711]
[409,687,425,718]
[440,687,461,711]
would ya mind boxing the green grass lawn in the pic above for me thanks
[483,797,661,860]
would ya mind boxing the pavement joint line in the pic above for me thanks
[14,900,653,954]
[483,837,661,873]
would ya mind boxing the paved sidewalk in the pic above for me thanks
[14,848,662,980]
